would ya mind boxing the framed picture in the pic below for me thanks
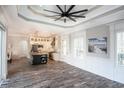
[88,37,107,55]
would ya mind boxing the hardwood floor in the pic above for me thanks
[1,57,124,88]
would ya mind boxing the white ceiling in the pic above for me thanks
[1,5,123,36]
[3,5,66,37]
[17,5,99,27]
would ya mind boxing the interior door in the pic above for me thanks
[20,40,28,57]
[115,31,124,83]
[117,32,124,65]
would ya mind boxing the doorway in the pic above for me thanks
[0,26,7,82]
[115,29,124,83]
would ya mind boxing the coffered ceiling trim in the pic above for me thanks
[18,13,71,28]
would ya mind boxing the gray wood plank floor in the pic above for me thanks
[1,58,124,88]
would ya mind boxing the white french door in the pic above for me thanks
[117,32,124,65]
[115,30,124,83]
[0,27,7,81]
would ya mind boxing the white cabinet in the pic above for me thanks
[52,53,60,61]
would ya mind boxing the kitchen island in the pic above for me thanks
[30,52,49,65]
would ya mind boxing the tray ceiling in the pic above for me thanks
[2,5,123,36]
[17,5,100,27]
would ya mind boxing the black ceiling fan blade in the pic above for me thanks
[70,15,86,18]
[67,5,75,13]
[64,18,66,23]
[54,16,62,21]
[69,9,88,15]
[45,15,61,17]
[68,16,76,22]
[64,5,66,12]
[44,9,61,14]
[56,5,64,13]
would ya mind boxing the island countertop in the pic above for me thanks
[31,52,49,55]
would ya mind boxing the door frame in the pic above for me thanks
[0,25,7,82]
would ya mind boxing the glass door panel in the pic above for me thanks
[117,32,124,65]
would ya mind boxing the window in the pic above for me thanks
[117,32,124,65]
[73,37,84,57]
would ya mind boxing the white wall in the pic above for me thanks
[8,35,30,59]
[59,21,124,84]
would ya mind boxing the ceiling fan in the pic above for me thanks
[43,5,88,23]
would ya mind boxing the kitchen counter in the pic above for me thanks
[30,52,49,65]
[31,52,49,55]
